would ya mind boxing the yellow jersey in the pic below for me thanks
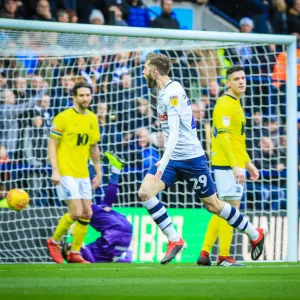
[212,94,250,168]
[50,108,100,178]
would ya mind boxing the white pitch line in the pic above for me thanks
[1,264,300,272]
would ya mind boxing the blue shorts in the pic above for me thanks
[148,155,216,198]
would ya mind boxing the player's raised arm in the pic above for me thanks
[155,114,180,181]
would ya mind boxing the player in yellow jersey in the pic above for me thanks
[47,81,102,264]
[197,66,260,267]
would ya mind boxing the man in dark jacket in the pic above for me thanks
[150,0,180,29]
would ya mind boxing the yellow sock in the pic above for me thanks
[219,218,234,257]
[202,214,220,253]
[52,213,74,243]
[71,218,90,252]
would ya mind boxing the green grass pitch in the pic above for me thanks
[1,263,300,300]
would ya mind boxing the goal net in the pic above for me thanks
[0,24,297,263]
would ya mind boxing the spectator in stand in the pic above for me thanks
[234,18,255,67]
[191,102,211,156]
[203,80,221,122]
[263,116,283,148]
[12,76,30,157]
[185,52,201,102]
[38,57,62,89]
[129,97,156,131]
[0,71,7,92]
[0,0,22,19]
[94,74,111,105]
[150,130,164,156]
[287,0,300,35]
[92,102,122,203]
[0,144,10,185]
[13,76,28,105]
[193,49,222,88]
[88,56,106,93]
[104,0,130,21]
[15,32,39,75]
[252,136,286,209]
[112,52,130,84]
[131,127,159,177]
[97,102,123,155]
[108,5,128,26]
[31,94,53,127]
[270,0,288,34]
[272,47,300,110]
[129,51,149,98]
[113,73,137,134]
[56,8,69,22]
[0,89,39,157]
[32,0,56,21]
[24,114,50,206]
[254,137,285,173]
[210,0,271,33]
[23,114,48,168]
[150,0,180,29]
[226,17,275,73]
[29,74,48,99]
[0,144,10,164]
[239,16,254,33]
[89,9,105,25]
[126,0,151,27]
[246,110,267,157]
[278,134,287,167]
[51,72,74,116]
[74,57,93,86]
[67,9,78,23]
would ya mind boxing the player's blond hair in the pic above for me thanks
[146,53,171,76]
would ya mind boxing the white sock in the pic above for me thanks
[143,197,180,242]
[163,224,180,242]
[219,202,259,240]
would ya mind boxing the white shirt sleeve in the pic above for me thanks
[165,114,180,155]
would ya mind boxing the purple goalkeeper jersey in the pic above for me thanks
[89,204,132,233]
[81,204,133,263]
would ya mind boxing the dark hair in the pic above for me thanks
[72,81,92,96]
[146,53,171,76]
[226,66,245,79]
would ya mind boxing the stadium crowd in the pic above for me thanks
[0,0,299,210]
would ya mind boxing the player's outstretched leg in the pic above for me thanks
[47,212,75,264]
[67,218,91,264]
[139,174,187,265]
[47,238,64,264]
[250,228,267,260]
[104,151,126,170]
[161,237,187,265]
[202,194,267,261]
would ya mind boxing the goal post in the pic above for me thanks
[0,18,298,262]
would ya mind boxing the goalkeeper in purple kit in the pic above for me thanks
[62,151,133,263]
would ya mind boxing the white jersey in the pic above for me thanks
[157,80,204,160]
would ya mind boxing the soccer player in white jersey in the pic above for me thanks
[138,53,266,264]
